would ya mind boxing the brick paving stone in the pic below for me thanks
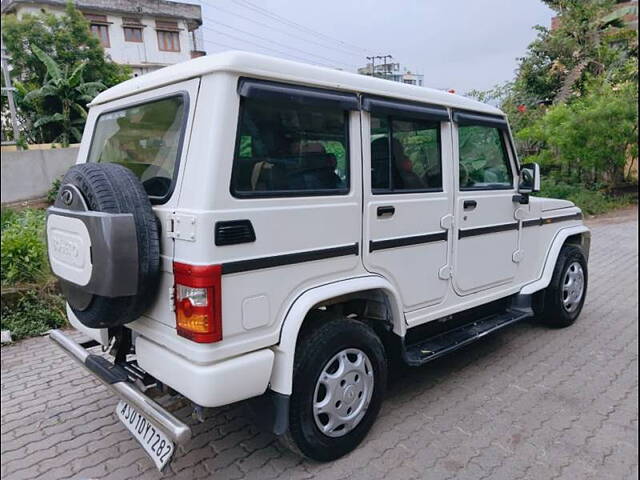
[1,208,637,479]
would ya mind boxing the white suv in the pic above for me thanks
[46,51,590,470]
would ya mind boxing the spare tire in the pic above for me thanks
[53,163,160,328]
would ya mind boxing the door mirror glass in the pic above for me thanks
[519,162,541,193]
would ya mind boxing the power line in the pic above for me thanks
[200,14,357,69]
[231,0,369,55]
[201,37,245,52]
[201,38,336,70]
[199,24,340,69]
[199,0,365,61]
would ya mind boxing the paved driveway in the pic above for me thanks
[1,208,637,480]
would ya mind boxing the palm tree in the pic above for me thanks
[22,45,104,146]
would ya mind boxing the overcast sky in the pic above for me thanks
[192,0,555,94]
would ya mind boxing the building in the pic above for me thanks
[551,0,638,31]
[601,0,638,30]
[1,0,205,76]
[358,61,424,87]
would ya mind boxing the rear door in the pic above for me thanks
[451,111,520,295]
[82,78,201,330]
[362,96,454,311]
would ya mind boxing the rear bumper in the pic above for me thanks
[49,329,191,444]
[135,335,275,408]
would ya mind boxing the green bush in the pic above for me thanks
[0,208,19,231]
[47,178,61,204]
[537,181,633,215]
[0,208,49,285]
[1,290,66,340]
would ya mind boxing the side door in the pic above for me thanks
[452,111,520,295]
[362,96,454,311]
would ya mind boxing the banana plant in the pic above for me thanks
[23,45,105,146]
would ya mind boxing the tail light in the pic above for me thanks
[173,262,222,343]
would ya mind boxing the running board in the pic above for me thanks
[401,307,533,366]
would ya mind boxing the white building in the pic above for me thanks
[1,0,204,76]
[357,62,424,87]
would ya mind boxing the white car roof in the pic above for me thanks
[91,50,504,116]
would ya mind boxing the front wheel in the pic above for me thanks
[536,245,588,328]
[284,316,387,461]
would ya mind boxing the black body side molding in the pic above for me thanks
[222,243,359,275]
[523,212,583,227]
[458,221,519,239]
[369,232,447,252]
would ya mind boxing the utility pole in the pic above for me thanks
[1,37,20,145]
[379,55,393,75]
[365,55,393,79]
[366,55,376,76]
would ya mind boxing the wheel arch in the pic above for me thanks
[520,225,591,295]
[269,275,403,395]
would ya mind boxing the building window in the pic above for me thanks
[123,17,144,43]
[85,14,111,47]
[156,20,181,52]
[157,30,180,51]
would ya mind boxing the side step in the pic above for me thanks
[401,307,533,366]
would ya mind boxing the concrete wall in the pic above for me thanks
[1,147,78,204]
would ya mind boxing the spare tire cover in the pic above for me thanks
[55,163,160,328]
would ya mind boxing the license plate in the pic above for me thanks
[116,400,175,471]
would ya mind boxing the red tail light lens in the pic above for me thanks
[173,262,222,343]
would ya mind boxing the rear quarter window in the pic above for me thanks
[231,98,349,197]
[87,94,188,202]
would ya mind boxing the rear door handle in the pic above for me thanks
[463,200,477,210]
[377,206,395,217]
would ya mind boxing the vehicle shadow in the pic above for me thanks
[157,318,547,476]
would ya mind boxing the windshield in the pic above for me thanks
[88,95,187,201]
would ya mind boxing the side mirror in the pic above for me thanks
[519,162,541,193]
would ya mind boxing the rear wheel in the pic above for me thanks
[284,316,387,461]
[535,245,588,328]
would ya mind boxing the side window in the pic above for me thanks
[458,126,513,190]
[370,115,442,193]
[231,98,349,196]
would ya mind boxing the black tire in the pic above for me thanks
[284,315,387,461]
[57,163,160,328]
[535,245,588,328]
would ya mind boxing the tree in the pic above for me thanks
[1,0,129,143]
[2,1,128,88]
[517,78,638,185]
[466,0,638,188]
[23,46,105,146]
[515,0,637,106]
